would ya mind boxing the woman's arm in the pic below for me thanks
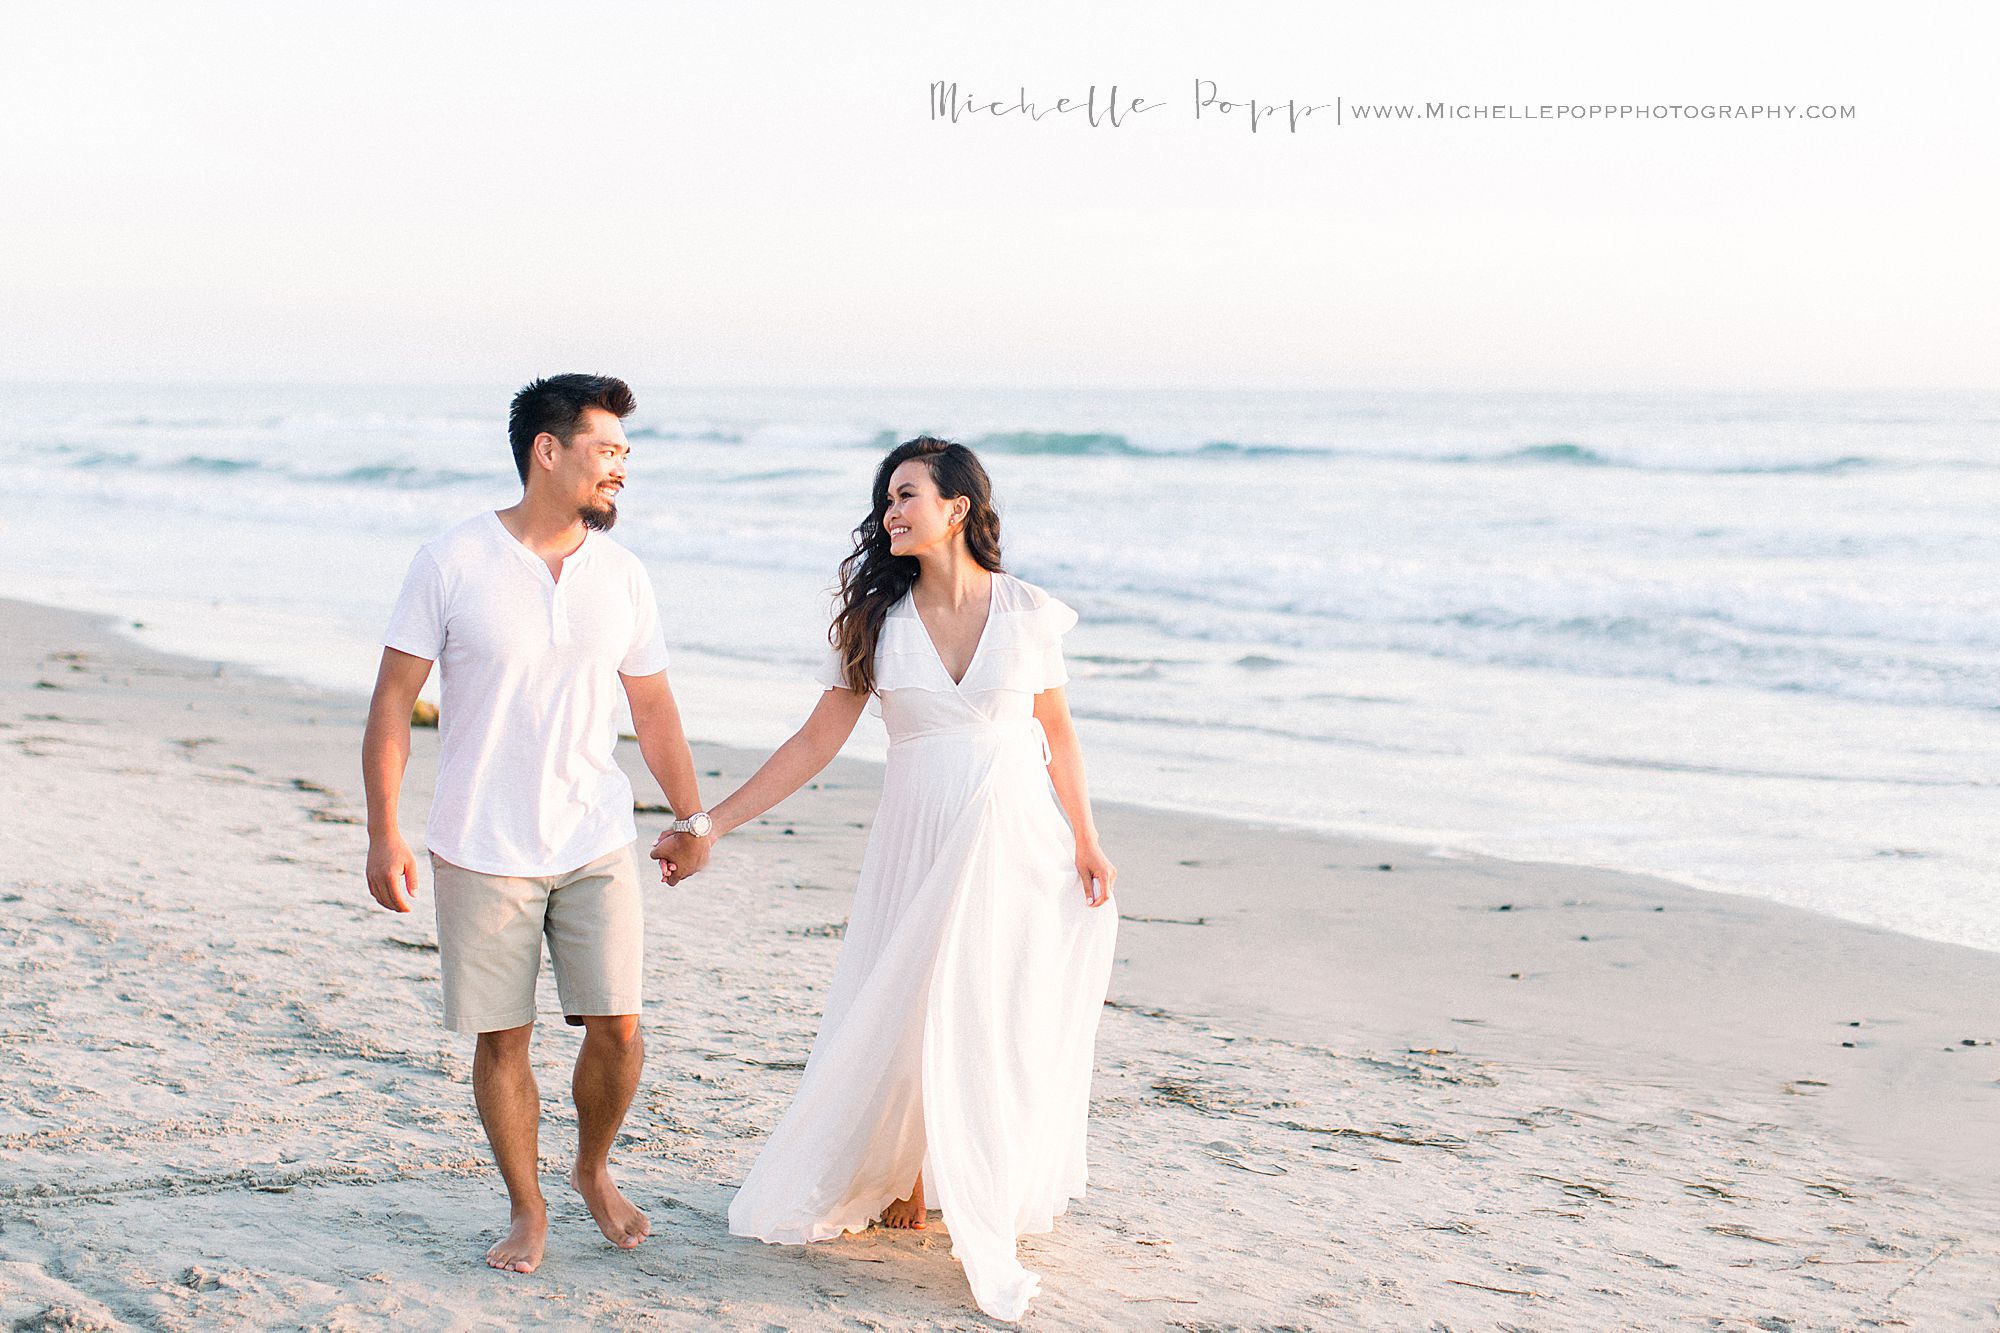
[650,686,868,879]
[713,686,868,836]
[1034,687,1116,906]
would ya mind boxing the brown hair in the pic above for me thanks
[830,437,1002,693]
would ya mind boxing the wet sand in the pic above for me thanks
[2,596,1997,1329]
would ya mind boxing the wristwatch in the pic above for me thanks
[667,811,713,839]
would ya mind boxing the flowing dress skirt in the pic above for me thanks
[727,719,1118,1321]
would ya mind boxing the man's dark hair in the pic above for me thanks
[508,374,637,483]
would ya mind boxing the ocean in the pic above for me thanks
[4,382,1995,951]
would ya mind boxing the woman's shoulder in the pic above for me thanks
[872,591,932,655]
[992,570,1058,612]
[991,572,1078,635]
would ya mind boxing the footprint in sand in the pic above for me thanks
[1203,1140,1287,1175]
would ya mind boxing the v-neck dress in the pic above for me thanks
[726,572,1118,1323]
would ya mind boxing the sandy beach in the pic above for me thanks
[3,594,1998,1330]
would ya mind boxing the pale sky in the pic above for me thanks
[3,0,1995,389]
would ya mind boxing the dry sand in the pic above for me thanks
[2,596,1997,1330]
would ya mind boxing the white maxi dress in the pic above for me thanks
[727,572,1118,1322]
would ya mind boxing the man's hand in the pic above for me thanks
[367,832,421,912]
[649,830,712,885]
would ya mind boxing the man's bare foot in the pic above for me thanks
[486,1203,548,1273]
[570,1164,651,1249]
[879,1174,926,1230]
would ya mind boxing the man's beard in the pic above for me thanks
[580,500,618,531]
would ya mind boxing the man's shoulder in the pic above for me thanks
[587,534,650,582]
[416,512,502,567]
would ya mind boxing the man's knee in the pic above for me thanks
[475,1021,535,1062]
[578,1014,641,1049]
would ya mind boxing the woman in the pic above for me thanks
[653,437,1118,1321]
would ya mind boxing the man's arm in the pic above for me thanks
[363,647,434,912]
[621,669,708,872]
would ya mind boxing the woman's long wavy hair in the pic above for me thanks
[831,437,1004,693]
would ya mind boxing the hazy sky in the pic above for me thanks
[3,1,1995,389]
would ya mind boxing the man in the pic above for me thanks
[362,373,714,1274]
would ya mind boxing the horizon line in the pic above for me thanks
[2,377,1996,397]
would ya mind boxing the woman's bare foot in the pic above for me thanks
[879,1173,926,1230]
[570,1164,651,1249]
[486,1202,548,1273]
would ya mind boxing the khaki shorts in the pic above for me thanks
[429,846,644,1033]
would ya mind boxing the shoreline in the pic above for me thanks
[31,581,2000,961]
[4,593,1999,1327]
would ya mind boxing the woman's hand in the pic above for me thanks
[1075,840,1116,907]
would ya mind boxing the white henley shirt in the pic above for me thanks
[383,510,670,876]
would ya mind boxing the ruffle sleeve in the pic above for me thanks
[955,589,1077,696]
[1034,595,1078,691]
[811,646,849,691]
[869,615,951,694]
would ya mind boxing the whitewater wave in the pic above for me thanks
[859,429,1334,459]
[1454,443,1887,475]
[864,429,1965,474]
[626,426,746,444]
[48,452,507,489]
[333,464,497,489]
[26,413,1987,479]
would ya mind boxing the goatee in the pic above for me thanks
[580,501,618,532]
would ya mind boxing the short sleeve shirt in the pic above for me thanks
[384,511,670,876]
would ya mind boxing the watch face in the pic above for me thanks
[690,812,712,838]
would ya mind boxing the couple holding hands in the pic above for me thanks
[362,374,1117,1322]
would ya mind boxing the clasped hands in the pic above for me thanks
[650,829,714,885]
